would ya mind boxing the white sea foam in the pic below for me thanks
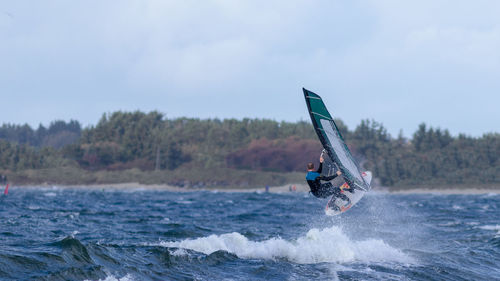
[439,221,460,227]
[479,225,500,237]
[171,248,188,256]
[159,226,414,265]
[177,200,193,204]
[85,273,135,281]
[479,225,500,231]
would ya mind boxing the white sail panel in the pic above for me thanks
[320,119,364,183]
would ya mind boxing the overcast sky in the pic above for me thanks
[1,1,499,137]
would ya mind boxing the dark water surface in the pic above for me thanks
[0,187,499,280]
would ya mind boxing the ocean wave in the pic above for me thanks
[479,225,500,231]
[85,273,135,281]
[158,226,415,265]
[479,225,500,237]
[50,236,93,265]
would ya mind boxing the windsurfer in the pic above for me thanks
[306,156,351,206]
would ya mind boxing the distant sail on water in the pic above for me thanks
[303,88,370,192]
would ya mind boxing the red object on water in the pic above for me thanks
[3,183,8,195]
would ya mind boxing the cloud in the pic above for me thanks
[0,1,499,135]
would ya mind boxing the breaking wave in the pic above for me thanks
[159,226,414,264]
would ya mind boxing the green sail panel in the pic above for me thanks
[303,88,370,191]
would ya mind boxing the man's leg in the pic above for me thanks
[329,184,351,206]
[322,182,345,211]
[319,182,336,198]
[324,183,341,211]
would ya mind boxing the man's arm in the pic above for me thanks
[319,174,336,181]
[319,171,342,181]
[317,156,324,173]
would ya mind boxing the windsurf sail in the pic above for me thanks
[303,88,370,191]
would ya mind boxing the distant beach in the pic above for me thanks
[386,187,500,195]
[11,182,500,194]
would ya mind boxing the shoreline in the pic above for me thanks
[385,188,500,195]
[8,183,500,194]
[10,183,310,194]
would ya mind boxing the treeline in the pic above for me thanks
[0,120,81,148]
[0,111,498,188]
[347,121,499,186]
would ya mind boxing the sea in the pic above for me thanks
[0,187,499,281]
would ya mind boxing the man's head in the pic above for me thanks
[307,162,314,170]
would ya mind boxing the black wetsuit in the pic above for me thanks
[306,163,350,202]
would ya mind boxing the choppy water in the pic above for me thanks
[0,187,499,280]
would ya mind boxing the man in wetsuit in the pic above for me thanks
[305,156,351,207]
